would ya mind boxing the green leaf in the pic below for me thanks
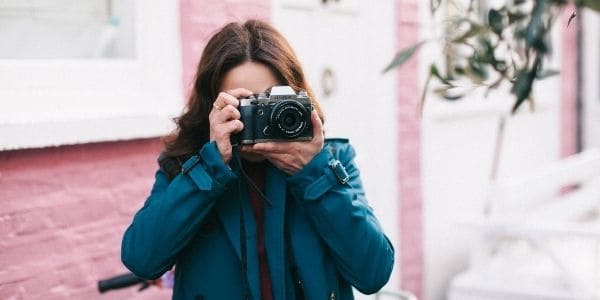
[467,57,489,83]
[508,11,527,24]
[578,0,600,12]
[537,69,560,79]
[430,64,453,86]
[525,0,549,53]
[442,91,464,101]
[511,59,539,113]
[454,66,466,75]
[382,41,426,74]
[474,37,496,64]
[451,24,485,43]
[432,86,464,101]
[493,60,508,73]
[432,86,452,94]
[511,70,533,113]
[488,9,504,35]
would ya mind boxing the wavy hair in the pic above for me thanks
[162,20,323,161]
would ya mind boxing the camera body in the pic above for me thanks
[238,85,313,144]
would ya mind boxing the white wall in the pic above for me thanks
[582,9,600,150]
[421,89,562,300]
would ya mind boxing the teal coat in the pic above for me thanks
[121,139,394,299]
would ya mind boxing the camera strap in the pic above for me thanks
[231,145,252,300]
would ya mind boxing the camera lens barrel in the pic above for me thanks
[270,100,308,138]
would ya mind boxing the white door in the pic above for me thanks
[273,0,400,297]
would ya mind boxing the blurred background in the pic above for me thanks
[0,0,598,299]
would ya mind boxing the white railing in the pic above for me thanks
[448,148,600,300]
[375,289,418,300]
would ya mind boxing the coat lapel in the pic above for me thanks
[264,164,287,300]
[215,182,260,299]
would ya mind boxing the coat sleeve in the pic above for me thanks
[121,142,238,279]
[286,140,395,294]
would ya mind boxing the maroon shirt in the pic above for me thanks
[243,160,273,300]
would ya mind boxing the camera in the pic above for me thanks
[237,85,313,144]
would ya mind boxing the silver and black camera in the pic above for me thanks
[237,85,313,144]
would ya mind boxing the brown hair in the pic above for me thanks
[162,20,323,160]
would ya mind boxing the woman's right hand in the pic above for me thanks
[209,88,253,163]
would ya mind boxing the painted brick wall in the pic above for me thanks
[395,0,423,298]
[180,0,271,91]
[0,139,167,299]
[0,0,270,299]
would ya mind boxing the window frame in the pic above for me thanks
[0,1,183,150]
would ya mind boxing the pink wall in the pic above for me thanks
[0,1,270,299]
[0,139,165,299]
[395,0,423,298]
[560,4,579,157]
[180,0,271,93]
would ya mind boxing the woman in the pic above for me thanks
[121,20,394,300]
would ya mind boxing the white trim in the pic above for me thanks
[0,1,183,150]
[1,115,173,150]
[582,9,600,149]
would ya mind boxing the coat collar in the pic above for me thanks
[215,162,288,300]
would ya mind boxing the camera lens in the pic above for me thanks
[283,113,297,128]
[270,100,308,138]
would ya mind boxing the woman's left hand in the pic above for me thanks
[245,110,324,175]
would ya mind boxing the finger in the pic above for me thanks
[212,104,241,124]
[251,142,292,154]
[214,120,244,139]
[214,88,255,109]
[262,153,298,174]
[214,92,241,109]
[265,152,293,162]
[225,88,254,99]
[311,110,324,139]
[225,119,244,134]
[240,145,254,152]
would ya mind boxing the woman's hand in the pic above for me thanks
[209,88,253,163]
[245,110,324,175]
